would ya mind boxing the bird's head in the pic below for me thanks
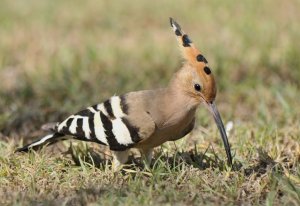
[169,17,232,166]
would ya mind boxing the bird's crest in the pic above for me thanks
[169,17,211,75]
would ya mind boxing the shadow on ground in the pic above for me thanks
[67,144,282,176]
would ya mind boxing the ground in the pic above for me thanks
[0,0,299,205]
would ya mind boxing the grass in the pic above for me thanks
[0,0,300,205]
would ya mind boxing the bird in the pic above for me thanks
[16,18,233,169]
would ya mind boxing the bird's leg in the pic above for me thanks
[111,150,129,171]
[140,148,153,167]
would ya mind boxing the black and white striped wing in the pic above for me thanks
[55,95,149,151]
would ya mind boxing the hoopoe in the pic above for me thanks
[16,18,232,168]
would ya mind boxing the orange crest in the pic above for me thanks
[169,18,216,102]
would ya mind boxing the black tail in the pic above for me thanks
[16,133,65,152]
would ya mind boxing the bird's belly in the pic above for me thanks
[135,119,193,150]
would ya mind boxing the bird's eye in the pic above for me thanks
[194,84,201,92]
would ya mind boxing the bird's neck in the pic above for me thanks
[166,69,200,110]
[149,83,198,128]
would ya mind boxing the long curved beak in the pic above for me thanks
[205,101,233,166]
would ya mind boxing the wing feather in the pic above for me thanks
[55,95,156,151]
